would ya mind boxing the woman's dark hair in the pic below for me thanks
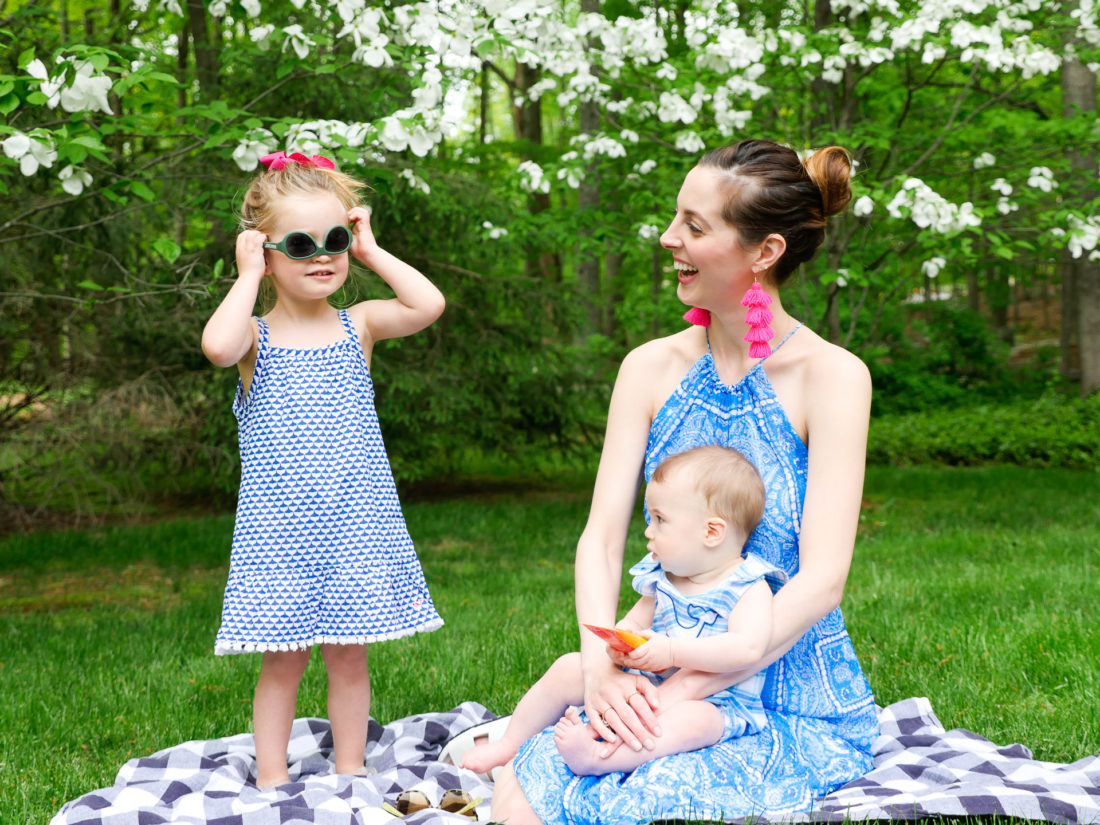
[698,139,852,285]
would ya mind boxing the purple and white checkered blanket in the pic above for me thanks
[51,697,1100,824]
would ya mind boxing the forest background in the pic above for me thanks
[2,0,1100,530]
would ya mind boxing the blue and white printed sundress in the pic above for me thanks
[629,551,787,741]
[513,327,879,823]
[215,309,442,655]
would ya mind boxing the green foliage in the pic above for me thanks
[865,299,1055,415]
[868,391,1100,469]
[2,468,1098,822]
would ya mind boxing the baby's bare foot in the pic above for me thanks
[553,712,607,776]
[460,739,516,774]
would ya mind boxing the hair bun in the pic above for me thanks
[802,146,853,218]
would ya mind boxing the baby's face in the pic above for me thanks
[642,472,714,579]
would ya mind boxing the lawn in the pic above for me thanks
[1,465,1098,824]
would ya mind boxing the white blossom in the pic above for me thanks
[241,0,261,15]
[921,256,946,279]
[990,178,1013,196]
[231,130,277,171]
[996,197,1018,214]
[853,195,874,216]
[481,220,507,239]
[887,177,981,234]
[3,131,58,175]
[29,58,113,114]
[674,132,706,154]
[281,25,315,61]
[59,164,93,196]
[518,160,550,194]
[1026,166,1056,192]
[973,152,996,169]
[1067,214,1100,260]
[637,224,660,241]
[636,159,657,175]
[400,168,431,195]
[657,92,697,124]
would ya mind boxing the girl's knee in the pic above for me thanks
[320,643,368,678]
[261,649,311,679]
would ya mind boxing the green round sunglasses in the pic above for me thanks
[262,225,352,260]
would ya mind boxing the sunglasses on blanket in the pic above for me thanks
[386,788,479,819]
[262,225,352,259]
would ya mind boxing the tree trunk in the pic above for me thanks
[185,0,218,102]
[511,62,560,284]
[1061,50,1099,392]
[575,0,602,335]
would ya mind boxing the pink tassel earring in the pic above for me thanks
[741,278,774,358]
[682,307,711,327]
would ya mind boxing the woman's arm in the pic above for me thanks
[574,342,670,752]
[348,206,446,343]
[764,347,870,658]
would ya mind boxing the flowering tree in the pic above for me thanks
[2,0,1100,497]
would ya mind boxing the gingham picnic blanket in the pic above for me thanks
[51,697,1100,825]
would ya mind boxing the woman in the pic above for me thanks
[492,139,879,824]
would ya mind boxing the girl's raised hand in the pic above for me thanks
[348,206,378,263]
[235,229,268,282]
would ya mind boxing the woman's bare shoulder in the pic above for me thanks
[614,328,704,416]
[621,328,702,373]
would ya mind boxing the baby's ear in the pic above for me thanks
[703,516,727,547]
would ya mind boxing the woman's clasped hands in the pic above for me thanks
[583,651,662,758]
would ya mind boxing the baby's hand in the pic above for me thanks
[348,206,379,262]
[235,230,267,282]
[621,632,673,674]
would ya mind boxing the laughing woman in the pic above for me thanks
[492,138,879,824]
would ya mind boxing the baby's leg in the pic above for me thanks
[460,652,584,774]
[253,648,312,789]
[321,643,370,776]
[554,700,723,776]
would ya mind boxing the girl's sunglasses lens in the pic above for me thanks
[284,232,318,259]
[326,226,351,253]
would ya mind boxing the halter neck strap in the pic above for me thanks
[705,322,804,361]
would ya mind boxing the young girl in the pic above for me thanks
[458,445,786,779]
[201,151,446,790]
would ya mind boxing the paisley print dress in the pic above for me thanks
[512,330,878,823]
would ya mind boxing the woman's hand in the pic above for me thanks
[583,666,661,756]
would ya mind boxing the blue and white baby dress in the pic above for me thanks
[629,551,787,741]
[215,309,442,654]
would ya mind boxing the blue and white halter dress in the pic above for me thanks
[215,309,442,654]
[513,328,879,823]
[629,551,787,741]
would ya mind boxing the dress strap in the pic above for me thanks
[704,322,804,360]
[255,316,270,349]
[337,308,357,340]
[761,322,803,361]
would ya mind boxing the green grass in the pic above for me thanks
[1,466,1098,824]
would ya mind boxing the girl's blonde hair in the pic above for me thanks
[240,160,366,233]
[651,445,766,538]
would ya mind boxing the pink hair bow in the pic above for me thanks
[259,151,336,171]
